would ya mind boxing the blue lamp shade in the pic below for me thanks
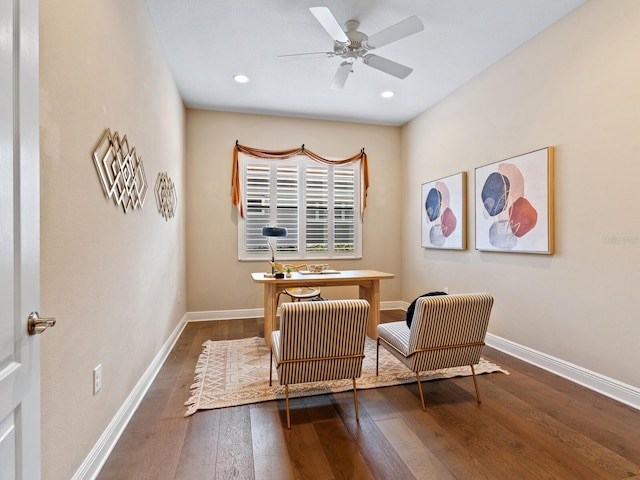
[261,226,288,238]
[262,226,287,277]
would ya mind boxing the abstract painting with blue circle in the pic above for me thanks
[421,172,466,250]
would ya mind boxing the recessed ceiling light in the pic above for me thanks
[381,90,395,98]
[233,74,250,84]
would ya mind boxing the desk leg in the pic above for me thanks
[359,280,380,339]
[263,284,277,349]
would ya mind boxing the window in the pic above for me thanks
[238,155,362,260]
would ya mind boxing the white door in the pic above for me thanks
[0,0,44,478]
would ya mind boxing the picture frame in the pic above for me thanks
[421,171,467,250]
[475,147,554,254]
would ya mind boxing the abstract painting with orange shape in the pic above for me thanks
[421,172,467,250]
[475,147,554,254]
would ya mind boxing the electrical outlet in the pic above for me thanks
[177,290,182,304]
[93,364,102,394]
[444,287,449,294]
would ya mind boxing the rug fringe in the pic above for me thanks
[184,340,214,416]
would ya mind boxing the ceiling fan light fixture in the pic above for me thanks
[381,90,395,99]
[233,73,250,84]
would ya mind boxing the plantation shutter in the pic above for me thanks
[239,154,361,259]
[245,163,271,253]
[276,164,299,253]
[306,166,329,252]
[334,167,356,252]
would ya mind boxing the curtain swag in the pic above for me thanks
[231,141,369,219]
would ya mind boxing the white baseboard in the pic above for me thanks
[186,301,405,322]
[486,333,640,411]
[73,314,188,480]
[187,308,262,321]
[382,300,409,311]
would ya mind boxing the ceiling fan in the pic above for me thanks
[277,6,425,90]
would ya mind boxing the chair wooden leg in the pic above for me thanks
[471,364,482,404]
[376,338,380,376]
[269,349,273,387]
[416,372,426,411]
[352,378,359,422]
[285,385,291,429]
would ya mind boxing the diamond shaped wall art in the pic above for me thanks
[155,172,177,221]
[92,128,148,213]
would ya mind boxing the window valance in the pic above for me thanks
[232,141,369,218]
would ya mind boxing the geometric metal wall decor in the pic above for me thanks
[155,172,177,221]
[92,128,148,213]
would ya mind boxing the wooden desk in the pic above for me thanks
[251,270,395,348]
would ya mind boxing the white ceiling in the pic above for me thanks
[145,0,585,126]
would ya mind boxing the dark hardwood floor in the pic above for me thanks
[97,311,640,479]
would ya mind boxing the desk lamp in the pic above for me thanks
[262,226,288,278]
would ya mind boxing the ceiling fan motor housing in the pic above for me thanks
[334,20,370,58]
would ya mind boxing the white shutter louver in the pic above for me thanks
[334,168,356,252]
[306,166,329,252]
[276,165,299,253]
[245,164,271,253]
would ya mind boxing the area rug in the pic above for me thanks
[185,336,508,416]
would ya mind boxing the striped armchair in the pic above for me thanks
[270,299,370,428]
[376,293,494,410]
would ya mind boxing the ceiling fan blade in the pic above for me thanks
[310,6,349,43]
[364,15,424,49]
[330,61,353,90]
[277,52,335,61]
[362,54,413,79]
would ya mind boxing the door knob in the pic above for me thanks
[27,311,56,335]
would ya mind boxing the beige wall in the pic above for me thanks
[185,110,402,312]
[402,0,640,388]
[39,1,186,479]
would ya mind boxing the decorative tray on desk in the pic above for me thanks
[298,270,341,275]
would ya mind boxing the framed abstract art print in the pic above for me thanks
[475,147,554,254]
[421,172,467,250]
